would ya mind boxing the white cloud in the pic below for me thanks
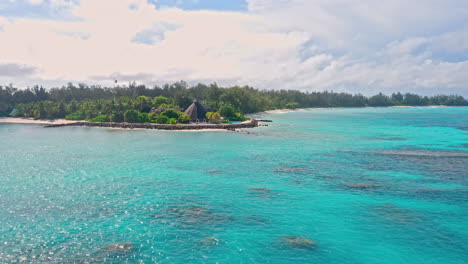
[0,63,38,77]
[49,0,77,9]
[0,0,467,95]
[132,22,180,45]
[27,0,44,5]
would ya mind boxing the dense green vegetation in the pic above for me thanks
[1,81,467,122]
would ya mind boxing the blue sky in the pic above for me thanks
[0,0,467,96]
[0,0,77,19]
[0,0,247,18]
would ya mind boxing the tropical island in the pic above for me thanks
[1,81,467,129]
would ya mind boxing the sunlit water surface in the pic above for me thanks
[0,107,467,263]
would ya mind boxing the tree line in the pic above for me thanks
[1,81,467,121]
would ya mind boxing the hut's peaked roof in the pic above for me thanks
[184,99,207,120]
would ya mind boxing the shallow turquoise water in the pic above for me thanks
[0,107,467,263]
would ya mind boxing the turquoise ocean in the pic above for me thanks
[0,107,467,263]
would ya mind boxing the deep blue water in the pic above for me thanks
[0,107,467,263]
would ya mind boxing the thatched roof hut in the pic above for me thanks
[184,99,207,121]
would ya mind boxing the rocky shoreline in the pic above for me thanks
[44,119,262,130]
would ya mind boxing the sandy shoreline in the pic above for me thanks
[0,118,76,125]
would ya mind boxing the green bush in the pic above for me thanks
[153,96,169,106]
[177,113,190,123]
[285,102,299,109]
[89,115,110,122]
[161,109,180,119]
[167,118,178,124]
[148,113,159,121]
[124,110,139,123]
[155,115,168,124]
[65,112,85,120]
[159,103,176,109]
[110,112,124,122]
[138,112,151,123]
[219,105,236,118]
[221,120,230,123]
[228,112,246,121]
[206,112,221,122]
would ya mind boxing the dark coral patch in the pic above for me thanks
[275,167,311,174]
[282,236,316,249]
[152,206,232,225]
[104,243,135,254]
[343,183,376,189]
[372,203,423,225]
[244,215,270,225]
[249,187,271,192]
[198,237,220,247]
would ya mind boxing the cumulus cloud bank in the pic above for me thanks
[0,0,467,95]
[0,63,38,77]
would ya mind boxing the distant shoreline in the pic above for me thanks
[249,108,328,117]
[247,105,452,117]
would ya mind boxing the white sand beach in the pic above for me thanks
[247,109,299,118]
[261,109,299,114]
[0,117,76,125]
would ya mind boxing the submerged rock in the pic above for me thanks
[373,149,468,157]
[154,206,232,225]
[244,215,270,225]
[314,175,339,180]
[343,183,376,189]
[248,187,273,198]
[168,206,211,217]
[82,243,136,262]
[199,237,220,246]
[373,203,421,224]
[207,169,220,174]
[103,243,135,254]
[249,187,271,192]
[282,236,316,249]
[275,167,310,173]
